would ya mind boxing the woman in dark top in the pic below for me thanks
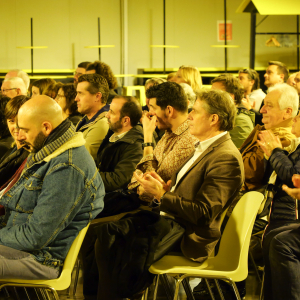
[258,113,300,300]
[55,83,82,126]
[0,95,30,186]
[0,95,14,159]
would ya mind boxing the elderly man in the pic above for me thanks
[5,69,30,91]
[293,72,300,96]
[85,89,244,300]
[1,77,27,98]
[240,83,298,191]
[0,95,104,279]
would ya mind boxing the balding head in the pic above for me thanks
[17,95,64,153]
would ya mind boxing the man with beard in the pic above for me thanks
[75,74,109,159]
[0,95,104,279]
[95,96,144,192]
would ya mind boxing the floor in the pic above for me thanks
[0,262,262,300]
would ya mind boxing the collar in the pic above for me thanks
[87,104,110,124]
[194,131,228,153]
[167,118,190,136]
[109,130,130,143]
[268,118,294,130]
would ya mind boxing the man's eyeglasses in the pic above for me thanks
[1,88,17,94]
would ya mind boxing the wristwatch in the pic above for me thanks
[142,142,154,150]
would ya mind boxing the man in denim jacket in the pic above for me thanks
[0,95,104,279]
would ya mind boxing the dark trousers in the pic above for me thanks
[81,217,184,300]
[263,222,300,300]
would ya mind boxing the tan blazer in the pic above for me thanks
[160,133,244,263]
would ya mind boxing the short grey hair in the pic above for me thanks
[145,77,166,89]
[4,77,27,95]
[180,83,197,108]
[269,83,299,117]
[7,69,30,90]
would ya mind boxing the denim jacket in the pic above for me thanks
[0,132,104,271]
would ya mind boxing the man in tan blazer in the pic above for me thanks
[135,88,245,263]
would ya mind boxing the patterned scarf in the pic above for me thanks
[25,119,74,170]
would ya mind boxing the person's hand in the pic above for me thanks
[241,95,255,111]
[292,174,300,188]
[133,171,166,201]
[142,112,157,136]
[257,130,282,157]
[148,171,172,192]
[282,175,300,199]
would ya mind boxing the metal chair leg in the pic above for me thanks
[4,287,10,298]
[173,278,182,300]
[34,288,41,300]
[24,287,31,300]
[143,288,149,300]
[182,278,195,300]
[161,274,175,300]
[230,280,242,300]
[260,270,265,300]
[214,279,225,300]
[152,275,160,300]
[249,249,262,283]
[205,279,216,300]
[13,287,20,300]
[73,258,80,296]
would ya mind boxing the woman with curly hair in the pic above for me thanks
[86,61,118,104]
[55,83,82,126]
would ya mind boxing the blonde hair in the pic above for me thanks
[179,65,202,91]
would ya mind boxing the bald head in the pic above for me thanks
[17,96,64,152]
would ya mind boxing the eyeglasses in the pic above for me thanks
[1,88,17,94]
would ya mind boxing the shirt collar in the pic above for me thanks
[109,130,129,143]
[194,131,228,153]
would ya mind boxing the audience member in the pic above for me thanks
[257,112,300,300]
[240,83,298,191]
[211,74,255,148]
[167,72,176,82]
[0,95,104,279]
[293,72,300,96]
[95,96,143,193]
[0,96,13,158]
[1,77,27,98]
[173,65,202,91]
[86,61,118,104]
[143,77,166,111]
[239,68,266,111]
[264,61,289,89]
[128,82,199,202]
[74,61,91,84]
[75,74,110,159]
[5,69,30,91]
[31,78,56,98]
[179,82,197,111]
[55,83,82,126]
[286,72,298,86]
[0,95,30,187]
[84,89,244,300]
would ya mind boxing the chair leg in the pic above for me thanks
[214,279,225,300]
[260,271,265,300]
[229,280,242,300]
[13,287,20,300]
[249,249,262,283]
[181,278,195,300]
[73,258,80,296]
[23,287,31,300]
[34,288,41,300]
[204,279,216,300]
[4,287,10,298]
[161,274,175,300]
[152,275,160,300]
[39,288,48,300]
[143,287,149,300]
[173,278,182,300]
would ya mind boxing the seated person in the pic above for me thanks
[257,112,300,300]
[240,83,298,191]
[211,74,255,148]
[0,95,30,187]
[0,95,104,279]
[31,78,56,98]
[1,77,27,98]
[75,74,110,159]
[86,61,118,104]
[96,96,143,193]
[84,89,244,300]
[128,82,199,202]
[0,95,13,158]
[173,65,202,91]
[142,77,166,111]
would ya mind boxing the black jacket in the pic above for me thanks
[96,125,144,192]
[0,146,29,187]
[0,136,14,160]
[264,145,300,222]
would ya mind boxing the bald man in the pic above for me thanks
[0,95,104,279]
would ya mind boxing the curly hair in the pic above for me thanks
[78,74,109,104]
[0,95,12,138]
[60,83,78,115]
[211,74,244,105]
[146,82,188,113]
[86,61,118,89]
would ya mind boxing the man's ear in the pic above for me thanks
[279,73,285,82]
[41,121,53,136]
[16,88,21,96]
[95,92,102,102]
[210,114,220,127]
[122,116,131,127]
[166,105,174,118]
[284,107,293,119]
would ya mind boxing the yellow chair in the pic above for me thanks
[148,191,264,300]
[123,86,146,106]
[0,223,90,300]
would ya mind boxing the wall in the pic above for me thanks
[0,0,298,84]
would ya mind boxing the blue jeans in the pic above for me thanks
[0,245,59,280]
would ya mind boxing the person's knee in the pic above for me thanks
[269,234,291,264]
